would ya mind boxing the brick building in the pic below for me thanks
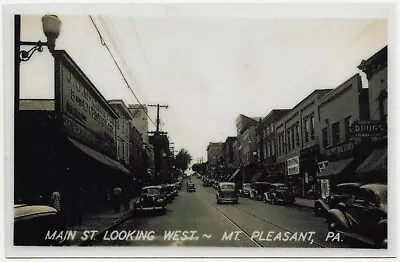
[275,89,332,196]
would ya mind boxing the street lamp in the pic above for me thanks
[17,14,61,62]
[15,14,61,118]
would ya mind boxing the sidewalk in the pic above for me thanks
[65,197,138,246]
[294,197,315,208]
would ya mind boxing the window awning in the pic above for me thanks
[68,138,132,175]
[356,147,387,175]
[228,169,241,181]
[317,158,353,179]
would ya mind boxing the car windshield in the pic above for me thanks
[142,188,160,195]
[243,184,251,189]
[276,185,288,190]
[221,184,235,190]
[187,184,194,188]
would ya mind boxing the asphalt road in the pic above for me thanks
[91,177,353,248]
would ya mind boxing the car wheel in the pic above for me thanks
[375,230,387,249]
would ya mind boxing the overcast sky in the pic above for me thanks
[17,3,389,162]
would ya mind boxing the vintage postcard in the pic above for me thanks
[3,2,397,259]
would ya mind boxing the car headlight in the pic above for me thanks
[157,198,163,203]
[141,198,144,202]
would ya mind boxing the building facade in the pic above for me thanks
[355,45,388,184]
[256,109,290,182]
[108,100,133,166]
[316,74,370,197]
[275,89,332,196]
[236,114,262,182]
[223,136,239,180]
[207,142,224,180]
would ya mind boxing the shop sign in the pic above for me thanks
[287,157,300,176]
[318,161,329,173]
[55,52,116,157]
[324,142,354,157]
[351,120,387,137]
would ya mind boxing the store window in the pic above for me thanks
[332,122,340,145]
[344,116,352,141]
[322,128,328,148]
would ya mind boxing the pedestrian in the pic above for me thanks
[123,188,130,211]
[49,190,61,212]
[113,186,122,213]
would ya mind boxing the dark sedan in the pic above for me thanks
[326,183,387,248]
[134,186,167,213]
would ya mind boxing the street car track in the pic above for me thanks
[202,196,263,247]
[230,204,327,248]
[197,180,328,248]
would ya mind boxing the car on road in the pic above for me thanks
[239,183,252,198]
[326,183,387,248]
[263,183,295,205]
[187,182,196,192]
[314,182,362,217]
[251,182,272,201]
[14,204,66,246]
[216,182,239,204]
[134,186,167,213]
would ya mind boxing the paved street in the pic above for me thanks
[89,177,356,248]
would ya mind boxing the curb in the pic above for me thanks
[78,209,135,246]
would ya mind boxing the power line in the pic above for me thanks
[129,18,154,79]
[89,15,157,128]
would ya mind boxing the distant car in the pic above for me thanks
[216,182,239,204]
[203,178,211,187]
[264,183,295,205]
[14,204,66,246]
[187,182,196,192]
[240,183,252,198]
[134,186,166,213]
[327,183,387,248]
[314,182,362,217]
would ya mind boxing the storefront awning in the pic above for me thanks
[228,169,241,181]
[356,147,387,175]
[68,138,132,175]
[317,158,353,178]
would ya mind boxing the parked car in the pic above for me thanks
[203,178,211,187]
[240,183,252,198]
[134,186,167,213]
[161,184,174,203]
[326,183,387,248]
[169,183,179,198]
[314,182,362,217]
[216,182,239,204]
[251,182,272,201]
[187,182,196,192]
[264,183,295,205]
[14,204,66,246]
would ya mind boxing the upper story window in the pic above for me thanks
[296,123,300,146]
[332,122,340,145]
[310,115,315,140]
[344,116,352,141]
[304,118,309,143]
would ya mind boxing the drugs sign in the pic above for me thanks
[351,120,387,137]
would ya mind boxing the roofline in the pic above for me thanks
[108,99,134,120]
[53,50,118,119]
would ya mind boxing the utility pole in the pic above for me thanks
[148,104,168,185]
